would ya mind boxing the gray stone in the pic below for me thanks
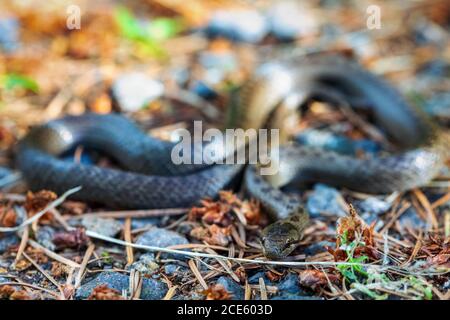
[36,226,56,251]
[358,197,391,216]
[268,2,318,40]
[216,276,244,300]
[164,264,181,276]
[0,234,19,253]
[0,17,20,52]
[130,253,159,275]
[399,208,428,230]
[357,197,391,224]
[248,272,273,286]
[206,9,268,43]
[135,227,189,260]
[81,216,122,238]
[306,184,347,218]
[304,241,335,256]
[112,72,164,112]
[75,272,167,300]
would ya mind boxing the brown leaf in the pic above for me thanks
[51,262,70,278]
[0,285,35,300]
[203,284,231,300]
[88,285,125,300]
[190,225,231,246]
[53,228,88,250]
[0,208,17,227]
[336,204,362,247]
[298,269,339,290]
[24,190,57,222]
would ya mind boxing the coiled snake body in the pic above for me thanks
[16,55,449,259]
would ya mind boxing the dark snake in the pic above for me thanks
[16,54,449,259]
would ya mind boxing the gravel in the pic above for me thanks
[75,271,167,300]
[306,184,347,218]
[111,72,164,112]
[135,227,189,260]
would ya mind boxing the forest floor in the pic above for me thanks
[0,0,449,300]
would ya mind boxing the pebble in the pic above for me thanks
[75,271,167,300]
[190,80,218,100]
[128,217,161,230]
[267,2,318,40]
[135,227,189,260]
[0,234,18,254]
[304,240,335,256]
[111,72,164,112]
[163,264,180,276]
[130,253,159,275]
[414,19,448,46]
[398,207,428,230]
[357,197,391,224]
[295,129,380,156]
[306,184,347,218]
[206,9,268,43]
[247,272,273,286]
[271,274,322,300]
[216,276,244,300]
[0,16,20,53]
[36,226,56,251]
[81,216,122,238]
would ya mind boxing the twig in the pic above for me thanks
[22,252,65,299]
[81,228,447,275]
[13,228,29,266]
[188,259,208,290]
[74,244,95,288]
[258,277,268,300]
[28,239,81,269]
[124,218,134,266]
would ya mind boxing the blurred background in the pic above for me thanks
[0,0,449,171]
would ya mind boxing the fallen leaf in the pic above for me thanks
[53,228,88,250]
[298,269,339,290]
[203,284,231,300]
[88,285,125,300]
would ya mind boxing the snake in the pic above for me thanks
[16,54,449,259]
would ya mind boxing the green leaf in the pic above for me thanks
[0,73,39,93]
[114,6,169,59]
[147,18,183,40]
[114,6,147,41]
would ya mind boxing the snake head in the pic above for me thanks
[261,220,302,260]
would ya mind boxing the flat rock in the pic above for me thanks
[268,2,318,40]
[216,276,244,300]
[306,184,347,218]
[36,226,56,251]
[75,271,167,300]
[0,234,19,254]
[130,253,159,275]
[81,216,122,238]
[112,72,164,112]
[206,9,268,43]
[135,227,189,259]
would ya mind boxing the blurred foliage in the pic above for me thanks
[114,6,184,59]
[0,73,39,93]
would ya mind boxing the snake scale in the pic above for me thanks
[16,54,449,259]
